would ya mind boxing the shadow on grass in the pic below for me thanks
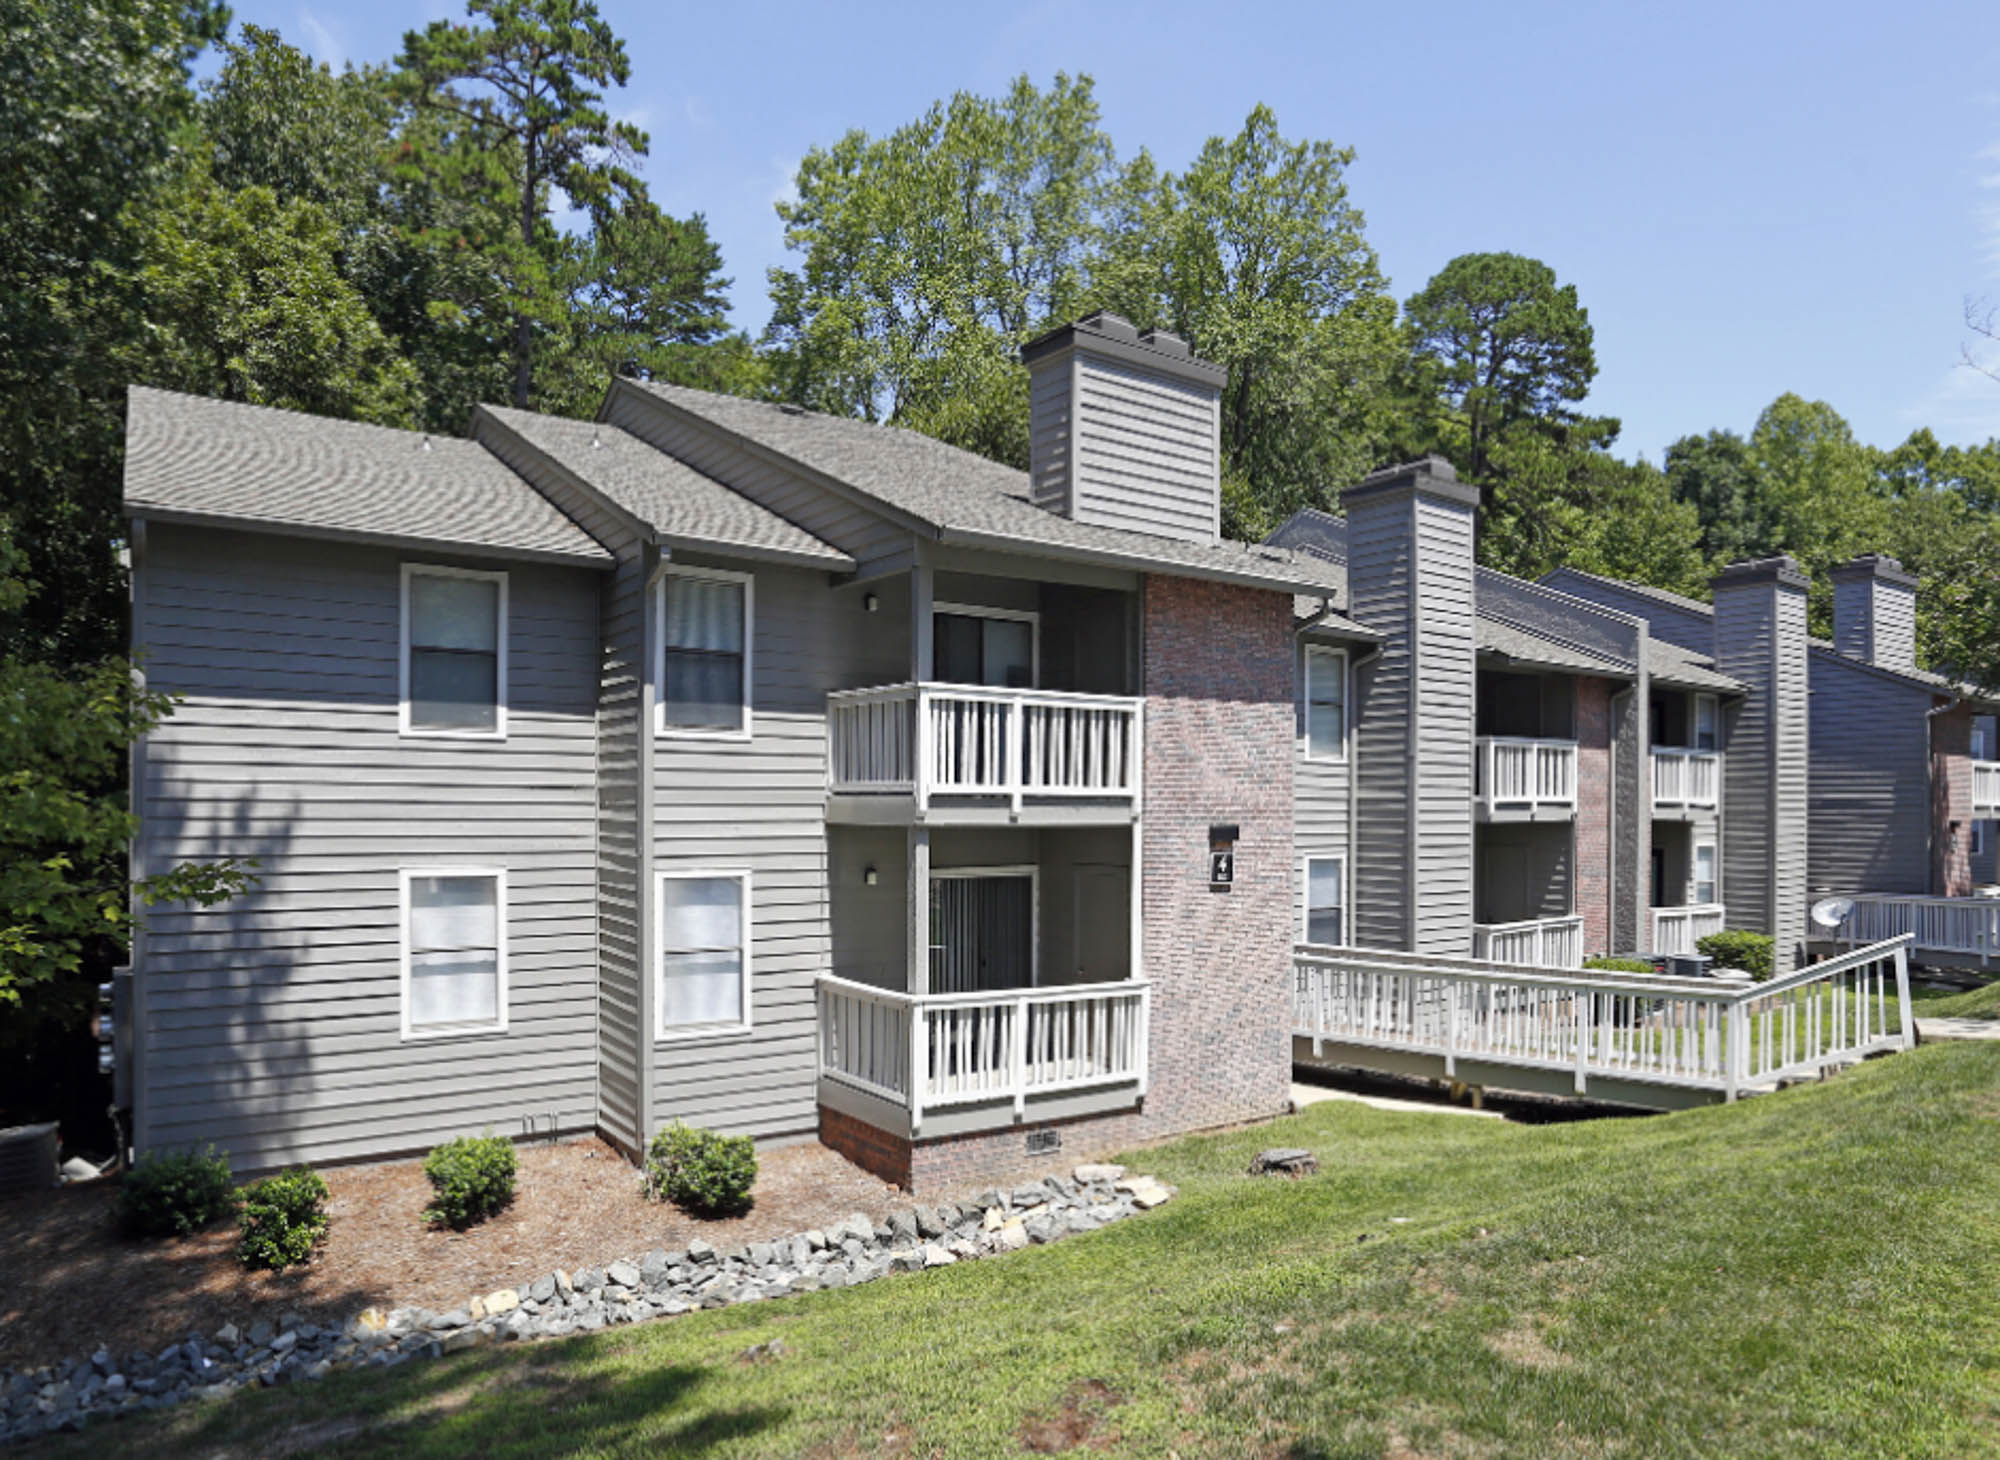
[65,1334,789,1460]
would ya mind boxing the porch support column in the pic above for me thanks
[907,824,930,994]
[910,547,934,684]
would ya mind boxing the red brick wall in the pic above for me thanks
[1575,677,1614,954]
[1933,701,1974,896]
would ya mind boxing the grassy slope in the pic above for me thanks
[1910,978,2000,1021]
[40,1042,2000,1460]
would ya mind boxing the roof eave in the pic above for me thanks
[933,524,1343,598]
[123,503,616,571]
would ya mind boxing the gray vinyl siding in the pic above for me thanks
[475,420,651,1155]
[1832,577,1916,670]
[1346,489,1477,955]
[604,386,915,577]
[1713,581,1810,967]
[1029,355,1073,515]
[1807,657,1933,897]
[1064,355,1219,544]
[132,525,601,1169]
[1541,570,1714,655]
[1294,638,1352,941]
[651,558,905,1142]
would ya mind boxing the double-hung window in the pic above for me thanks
[662,567,752,737]
[1303,856,1344,945]
[1692,842,1718,907]
[1303,645,1347,761]
[659,871,751,1036]
[402,869,506,1038]
[402,565,506,736]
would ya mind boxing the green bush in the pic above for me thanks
[117,1146,236,1237]
[422,1133,518,1229]
[236,1167,329,1270]
[1584,956,1657,974]
[1697,929,1775,981]
[645,1121,756,1217]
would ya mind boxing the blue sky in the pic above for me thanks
[214,0,2000,462]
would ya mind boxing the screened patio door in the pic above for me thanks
[928,872,1035,993]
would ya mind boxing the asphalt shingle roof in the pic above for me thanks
[123,387,611,565]
[479,406,852,569]
[625,380,1350,598]
[1646,639,1747,694]
[1477,619,1632,677]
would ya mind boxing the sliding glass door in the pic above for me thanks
[928,871,1035,993]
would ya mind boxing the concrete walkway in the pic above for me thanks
[1915,1018,2000,1042]
[1290,1081,1503,1120]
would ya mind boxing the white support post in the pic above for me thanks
[909,996,927,1135]
[1011,991,1029,1117]
[1007,696,1023,815]
[907,825,930,997]
[1725,998,1745,1101]
[1574,989,1589,1094]
[1893,942,1914,1051]
[1444,979,1458,1079]
[1134,982,1151,1097]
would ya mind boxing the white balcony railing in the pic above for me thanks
[1473,916,1585,969]
[827,683,1142,813]
[1652,748,1721,811]
[1652,903,1726,956]
[816,975,1150,1133]
[1975,760,2000,819]
[1843,895,2000,964]
[1474,736,1577,816]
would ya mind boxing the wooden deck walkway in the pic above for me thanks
[1293,936,1914,1111]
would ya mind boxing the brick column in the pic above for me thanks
[1933,702,1975,896]
[1137,574,1295,1134]
[1574,676,1614,954]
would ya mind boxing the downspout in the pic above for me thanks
[1927,694,1965,896]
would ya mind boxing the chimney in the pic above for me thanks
[1021,312,1227,545]
[1710,556,1810,972]
[1829,553,1918,670]
[1341,457,1479,955]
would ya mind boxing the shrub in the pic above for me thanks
[645,1121,756,1217]
[422,1132,518,1229]
[1584,956,1657,974]
[117,1146,236,1237]
[1697,929,1775,981]
[236,1167,329,1270]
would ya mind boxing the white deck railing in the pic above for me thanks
[826,683,1142,812]
[1651,903,1727,956]
[817,975,1149,1133]
[1843,895,2000,964]
[1473,916,1584,969]
[1293,936,1912,1101]
[1975,760,2000,819]
[1474,736,1577,815]
[1651,748,1720,811]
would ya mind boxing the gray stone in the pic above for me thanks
[685,1239,716,1263]
[747,1241,778,1266]
[246,1321,274,1348]
[271,1332,298,1356]
[1248,1148,1318,1177]
[605,1261,641,1290]
[914,1206,945,1238]
[804,1228,827,1250]
[439,1329,484,1355]
[574,1267,606,1292]
[920,1244,956,1268]
[528,1275,556,1304]
[432,1310,472,1332]
[1073,1162,1125,1185]
[1012,1182,1049,1207]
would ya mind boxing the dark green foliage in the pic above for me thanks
[1584,956,1657,975]
[236,1166,330,1269]
[422,1133,519,1228]
[1698,930,1775,981]
[117,1146,237,1237]
[645,1121,756,1217]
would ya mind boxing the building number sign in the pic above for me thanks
[1208,823,1238,889]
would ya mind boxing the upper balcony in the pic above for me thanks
[827,683,1143,825]
[1474,736,1578,821]
[1975,759,2000,819]
[1652,747,1721,818]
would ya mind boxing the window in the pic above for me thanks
[1975,723,1991,761]
[1974,821,1988,858]
[402,565,506,736]
[1693,842,1717,906]
[662,568,752,737]
[1303,645,1347,761]
[401,869,506,1038]
[928,868,1036,993]
[933,604,1036,688]
[1303,856,1344,945]
[659,871,751,1036]
[1694,695,1719,752]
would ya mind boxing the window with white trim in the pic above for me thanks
[1692,841,1717,906]
[1303,644,1347,761]
[402,869,506,1037]
[402,565,506,736]
[1304,856,1344,945]
[932,603,1037,688]
[1694,694,1718,752]
[661,567,752,736]
[659,871,751,1036]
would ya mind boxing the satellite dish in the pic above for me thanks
[1811,897,1854,930]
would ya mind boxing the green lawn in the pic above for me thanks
[39,1041,2000,1459]
[1909,977,2000,1021]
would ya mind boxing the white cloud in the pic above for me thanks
[296,5,346,67]
[1900,364,2000,445]
[683,97,712,130]
[766,154,800,214]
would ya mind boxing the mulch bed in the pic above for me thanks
[0,1136,900,1372]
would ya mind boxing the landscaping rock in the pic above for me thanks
[1249,1148,1318,1177]
[605,1261,641,1290]
[1073,1163,1126,1184]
